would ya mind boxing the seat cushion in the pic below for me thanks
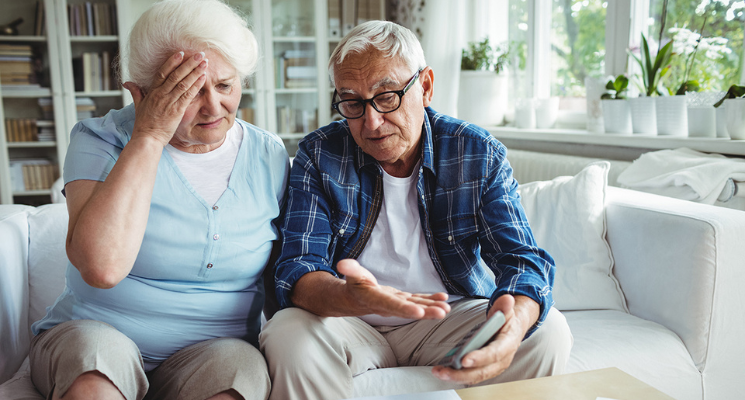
[564,310,701,400]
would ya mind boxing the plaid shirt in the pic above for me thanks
[275,107,555,332]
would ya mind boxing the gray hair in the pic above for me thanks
[328,21,426,82]
[121,0,258,90]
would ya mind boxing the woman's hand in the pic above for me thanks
[122,51,208,147]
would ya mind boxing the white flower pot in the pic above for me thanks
[601,99,632,134]
[628,97,657,135]
[534,97,560,129]
[457,71,507,126]
[686,107,716,138]
[585,76,611,133]
[725,98,745,140]
[656,96,688,136]
[716,106,729,138]
[515,98,536,129]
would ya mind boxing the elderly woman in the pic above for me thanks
[28,1,288,399]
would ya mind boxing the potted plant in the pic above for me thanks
[715,84,745,140]
[600,75,632,134]
[457,37,510,126]
[627,33,674,135]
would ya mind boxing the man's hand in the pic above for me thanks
[291,259,450,319]
[431,294,539,385]
[337,259,450,320]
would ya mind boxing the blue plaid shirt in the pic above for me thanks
[275,107,555,333]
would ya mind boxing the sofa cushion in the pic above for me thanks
[517,162,627,312]
[27,204,69,334]
[564,310,701,400]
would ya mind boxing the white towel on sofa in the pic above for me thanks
[617,148,745,204]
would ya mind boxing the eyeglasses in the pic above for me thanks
[332,69,422,119]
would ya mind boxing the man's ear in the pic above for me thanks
[420,66,434,107]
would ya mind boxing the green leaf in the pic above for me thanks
[714,84,745,108]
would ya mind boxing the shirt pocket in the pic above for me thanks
[431,214,479,251]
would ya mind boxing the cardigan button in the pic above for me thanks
[212,205,219,210]
[339,228,345,235]
[206,263,213,269]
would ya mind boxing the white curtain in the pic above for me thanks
[392,1,465,117]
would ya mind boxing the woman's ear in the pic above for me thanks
[420,67,434,107]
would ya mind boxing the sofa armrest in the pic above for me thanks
[0,206,34,384]
[605,187,745,398]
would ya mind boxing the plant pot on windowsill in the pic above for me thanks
[628,96,657,135]
[601,99,632,134]
[656,95,688,136]
[599,75,631,134]
[457,70,508,126]
[457,37,510,126]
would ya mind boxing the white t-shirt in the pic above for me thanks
[355,164,459,326]
[165,122,243,206]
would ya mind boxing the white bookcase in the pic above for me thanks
[0,0,385,205]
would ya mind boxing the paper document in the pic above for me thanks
[351,389,461,400]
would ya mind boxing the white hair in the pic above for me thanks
[328,21,426,82]
[120,0,258,90]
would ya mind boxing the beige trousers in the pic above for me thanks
[30,319,271,400]
[259,299,573,400]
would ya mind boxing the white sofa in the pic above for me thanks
[2,150,745,400]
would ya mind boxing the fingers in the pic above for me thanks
[160,52,209,96]
[151,51,185,89]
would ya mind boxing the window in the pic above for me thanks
[646,0,743,93]
[493,0,745,127]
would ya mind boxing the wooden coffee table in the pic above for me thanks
[456,368,675,400]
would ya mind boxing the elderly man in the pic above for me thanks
[260,21,572,400]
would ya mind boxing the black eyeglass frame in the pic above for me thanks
[331,69,423,119]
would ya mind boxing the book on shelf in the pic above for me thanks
[276,50,316,88]
[67,2,117,36]
[9,159,59,192]
[0,45,36,88]
[236,107,255,124]
[277,106,318,134]
[72,51,114,92]
[34,0,46,36]
[4,119,38,142]
[76,97,97,120]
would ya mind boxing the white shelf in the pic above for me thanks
[274,36,315,43]
[1,88,52,98]
[0,36,47,42]
[275,87,318,94]
[75,90,123,97]
[7,141,57,148]
[69,35,118,42]
[488,127,745,157]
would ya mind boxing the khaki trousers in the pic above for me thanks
[260,299,573,400]
[30,319,271,400]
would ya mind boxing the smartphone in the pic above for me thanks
[437,311,506,370]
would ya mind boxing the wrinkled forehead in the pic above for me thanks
[334,51,410,96]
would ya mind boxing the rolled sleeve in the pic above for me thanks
[479,145,555,337]
[274,142,338,309]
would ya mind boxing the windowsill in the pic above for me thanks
[486,126,745,157]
